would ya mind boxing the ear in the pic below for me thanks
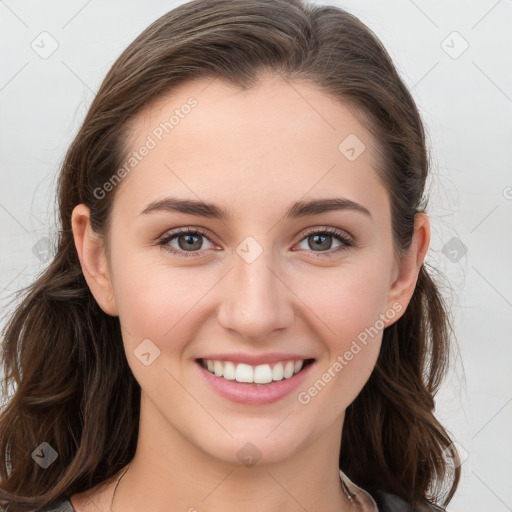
[384,213,430,325]
[71,204,118,316]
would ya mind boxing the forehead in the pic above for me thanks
[113,73,389,224]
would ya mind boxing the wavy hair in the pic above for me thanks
[0,0,460,509]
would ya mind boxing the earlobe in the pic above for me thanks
[384,213,430,325]
[71,204,118,317]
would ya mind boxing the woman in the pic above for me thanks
[0,0,461,510]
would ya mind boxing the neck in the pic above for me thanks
[107,399,352,512]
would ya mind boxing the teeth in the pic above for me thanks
[253,364,273,384]
[283,361,294,379]
[272,363,284,381]
[235,363,253,383]
[201,358,308,384]
[223,361,236,380]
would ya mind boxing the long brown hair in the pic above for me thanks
[0,0,461,509]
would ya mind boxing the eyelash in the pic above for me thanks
[156,226,354,259]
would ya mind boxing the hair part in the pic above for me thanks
[0,0,460,509]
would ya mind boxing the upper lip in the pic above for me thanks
[197,353,315,366]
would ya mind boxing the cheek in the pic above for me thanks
[294,260,389,343]
[108,250,198,352]
[292,261,389,402]
[109,258,202,403]
[295,291,384,419]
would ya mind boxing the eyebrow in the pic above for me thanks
[140,196,372,220]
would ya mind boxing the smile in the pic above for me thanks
[196,356,316,405]
[199,358,314,384]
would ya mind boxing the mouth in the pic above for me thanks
[196,357,315,385]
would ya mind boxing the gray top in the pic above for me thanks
[38,499,74,512]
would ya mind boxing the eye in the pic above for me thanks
[295,227,354,257]
[157,226,354,258]
[157,227,215,257]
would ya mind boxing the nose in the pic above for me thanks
[217,244,294,342]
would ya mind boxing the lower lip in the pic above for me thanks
[195,360,315,405]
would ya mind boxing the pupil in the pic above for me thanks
[179,234,201,251]
[311,234,331,251]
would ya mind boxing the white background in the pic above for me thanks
[1,1,511,510]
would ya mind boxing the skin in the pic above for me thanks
[70,73,430,512]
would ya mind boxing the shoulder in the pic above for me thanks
[37,498,75,512]
[339,469,446,512]
[373,490,447,512]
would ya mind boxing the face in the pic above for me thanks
[74,73,424,468]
